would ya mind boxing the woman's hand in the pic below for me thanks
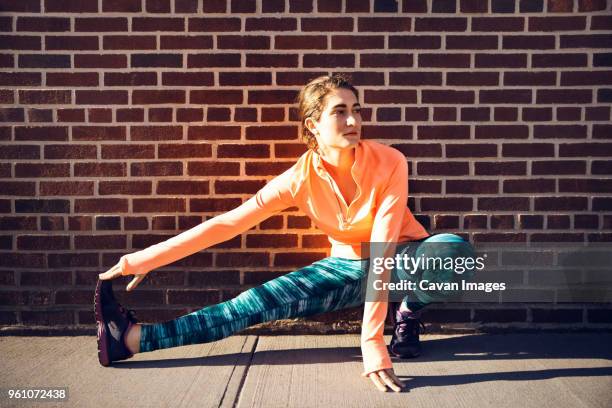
[98,263,146,292]
[367,368,405,392]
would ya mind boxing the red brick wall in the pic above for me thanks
[0,0,611,331]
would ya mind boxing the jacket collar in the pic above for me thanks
[312,140,363,180]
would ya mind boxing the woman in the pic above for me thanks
[96,74,474,392]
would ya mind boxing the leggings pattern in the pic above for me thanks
[139,233,473,353]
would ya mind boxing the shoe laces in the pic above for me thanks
[118,305,139,323]
[396,314,426,337]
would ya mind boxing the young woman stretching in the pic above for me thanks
[96,74,475,392]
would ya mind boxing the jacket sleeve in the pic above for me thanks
[361,154,409,377]
[118,166,296,276]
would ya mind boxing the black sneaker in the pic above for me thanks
[94,279,138,366]
[389,307,426,359]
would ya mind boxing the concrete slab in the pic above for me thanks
[236,334,612,408]
[0,335,256,408]
[0,333,610,408]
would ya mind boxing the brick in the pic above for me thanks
[205,107,229,121]
[17,54,69,68]
[246,126,296,140]
[331,35,384,50]
[74,163,127,177]
[46,36,99,50]
[187,126,240,140]
[0,35,41,50]
[15,199,70,213]
[15,127,68,141]
[21,311,73,325]
[102,0,141,12]
[446,35,498,51]
[156,180,209,195]
[98,181,151,195]
[559,179,612,193]
[574,214,599,229]
[219,72,271,86]
[158,143,212,158]
[75,54,127,68]
[17,17,70,32]
[532,308,582,323]
[502,143,554,157]
[76,91,128,105]
[43,144,97,160]
[132,17,184,31]
[0,72,41,87]
[74,198,128,213]
[478,197,530,211]
[535,197,588,211]
[248,54,300,67]
[89,108,112,123]
[471,17,523,32]
[131,162,182,177]
[116,108,144,122]
[519,214,544,229]
[532,53,588,68]
[503,179,555,193]
[421,197,473,211]
[475,53,527,68]
[474,309,526,323]
[0,108,24,122]
[19,90,70,105]
[103,36,156,50]
[46,72,98,87]
[532,160,586,175]
[146,0,171,12]
[561,34,612,49]
[0,182,35,196]
[131,54,182,68]
[14,163,69,178]
[45,0,98,12]
[559,143,612,157]
[190,90,242,104]
[132,90,185,104]
[176,108,204,122]
[0,145,39,160]
[446,144,497,157]
[104,72,157,86]
[75,17,128,32]
[592,160,612,174]
[187,53,241,67]
[417,125,470,140]
[417,162,469,175]
[356,17,410,32]
[417,54,470,68]
[244,17,296,31]
[39,181,94,196]
[188,162,239,176]
[160,35,213,49]
[218,35,270,49]
[547,214,571,228]
[162,72,213,86]
[434,214,459,229]
[360,53,413,67]
[388,35,440,51]
[72,126,125,141]
[217,144,270,158]
[27,109,53,122]
[131,126,182,141]
[474,161,526,176]
[0,0,40,11]
[275,35,326,50]
[392,143,442,158]
[189,17,242,31]
[273,252,325,267]
[447,179,499,194]
[101,145,155,159]
[176,0,199,13]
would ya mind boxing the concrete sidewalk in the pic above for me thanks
[1,333,611,408]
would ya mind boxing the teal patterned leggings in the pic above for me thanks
[139,233,475,353]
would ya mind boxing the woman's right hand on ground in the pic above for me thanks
[98,263,146,292]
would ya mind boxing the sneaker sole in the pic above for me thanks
[94,280,110,367]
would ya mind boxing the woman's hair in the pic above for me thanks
[295,73,359,152]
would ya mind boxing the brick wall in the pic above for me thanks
[0,0,611,332]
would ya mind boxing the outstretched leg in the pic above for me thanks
[138,257,368,353]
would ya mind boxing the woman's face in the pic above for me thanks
[305,88,362,153]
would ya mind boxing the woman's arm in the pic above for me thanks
[360,153,409,378]
[118,165,296,276]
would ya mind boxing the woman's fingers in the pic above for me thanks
[368,372,388,392]
[98,263,122,280]
[126,274,145,292]
[379,369,403,392]
[385,369,406,389]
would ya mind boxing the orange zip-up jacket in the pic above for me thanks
[118,139,430,376]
